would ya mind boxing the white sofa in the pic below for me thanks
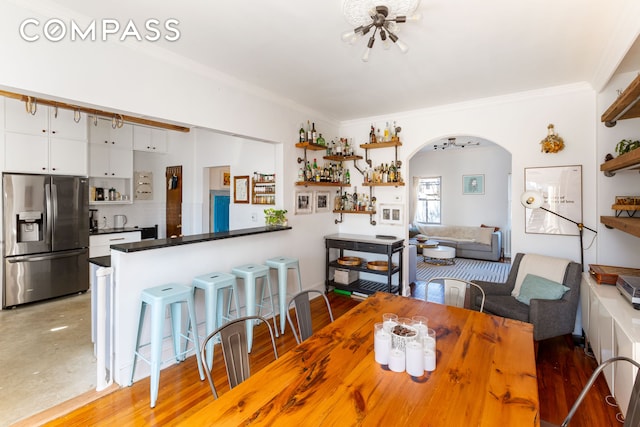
[413,224,502,262]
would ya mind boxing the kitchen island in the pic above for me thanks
[101,225,292,387]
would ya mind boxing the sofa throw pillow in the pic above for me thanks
[515,274,570,306]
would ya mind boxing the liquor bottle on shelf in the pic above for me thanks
[389,161,396,182]
[317,133,325,147]
[344,168,350,184]
[352,187,358,211]
[370,125,377,143]
[297,166,304,182]
[299,123,306,142]
[312,122,317,144]
[305,161,312,181]
[335,138,343,156]
[376,128,382,143]
[307,120,312,143]
[335,190,342,211]
[384,122,390,142]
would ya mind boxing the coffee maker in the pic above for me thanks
[89,209,99,232]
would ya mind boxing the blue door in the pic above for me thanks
[213,194,230,232]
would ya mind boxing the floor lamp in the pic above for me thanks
[521,190,597,271]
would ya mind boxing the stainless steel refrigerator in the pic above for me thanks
[3,173,89,308]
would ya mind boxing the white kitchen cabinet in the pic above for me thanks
[3,98,88,175]
[89,231,141,258]
[89,118,133,149]
[133,126,167,153]
[89,143,133,179]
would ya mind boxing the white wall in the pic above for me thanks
[340,84,599,266]
[409,145,511,230]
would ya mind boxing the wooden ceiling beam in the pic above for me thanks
[0,89,190,133]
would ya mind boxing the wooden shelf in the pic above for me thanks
[600,148,640,173]
[333,210,376,214]
[601,216,640,238]
[362,182,405,187]
[601,73,640,126]
[359,140,402,149]
[295,142,326,151]
[323,155,363,161]
[295,181,349,187]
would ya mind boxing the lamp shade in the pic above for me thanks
[521,190,544,209]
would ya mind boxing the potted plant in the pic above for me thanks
[615,139,640,156]
[264,208,288,226]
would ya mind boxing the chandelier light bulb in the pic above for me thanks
[341,30,358,43]
[362,47,372,62]
[395,38,409,53]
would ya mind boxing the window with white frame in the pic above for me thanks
[415,176,441,224]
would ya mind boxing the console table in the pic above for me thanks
[325,233,404,295]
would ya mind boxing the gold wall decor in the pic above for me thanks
[540,124,565,153]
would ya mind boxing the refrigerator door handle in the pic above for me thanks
[45,183,53,246]
[7,249,87,263]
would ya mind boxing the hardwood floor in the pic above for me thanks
[28,293,622,426]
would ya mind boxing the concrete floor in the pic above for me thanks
[0,292,95,426]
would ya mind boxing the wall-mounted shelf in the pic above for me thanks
[333,209,377,225]
[363,182,405,187]
[600,148,640,175]
[600,216,640,238]
[601,73,640,127]
[252,176,275,205]
[360,140,402,168]
[323,155,363,162]
[295,182,349,187]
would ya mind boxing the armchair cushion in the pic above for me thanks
[515,274,570,306]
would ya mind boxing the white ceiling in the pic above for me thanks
[36,0,639,121]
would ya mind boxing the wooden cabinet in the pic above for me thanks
[3,98,88,175]
[133,126,167,153]
[325,234,404,296]
[582,274,640,416]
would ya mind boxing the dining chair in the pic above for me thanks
[541,356,640,427]
[200,315,278,399]
[428,277,485,312]
[286,289,334,344]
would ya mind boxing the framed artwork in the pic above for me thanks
[295,191,313,214]
[379,203,403,225]
[222,171,230,187]
[315,191,331,213]
[524,165,582,235]
[463,175,485,195]
[233,175,249,203]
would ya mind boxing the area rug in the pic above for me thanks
[417,257,511,283]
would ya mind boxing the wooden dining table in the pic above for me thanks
[178,292,540,426]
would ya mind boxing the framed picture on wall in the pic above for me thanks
[233,175,249,203]
[524,165,582,235]
[379,203,403,225]
[295,191,313,214]
[463,175,485,195]
[222,171,230,187]
[315,191,330,213]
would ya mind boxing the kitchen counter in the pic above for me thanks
[88,256,111,267]
[90,227,141,236]
[110,225,291,253]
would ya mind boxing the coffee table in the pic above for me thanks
[422,245,456,265]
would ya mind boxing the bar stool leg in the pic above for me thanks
[244,278,256,352]
[263,274,280,338]
[187,293,205,381]
[149,301,165,408]
[276,265,288,334]
[170,302,184,362]
[129,301,147,386]
[203,286,217,369]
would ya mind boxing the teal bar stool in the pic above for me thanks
[192,272,241,369]
[129,283,204,408]
[231,263,280,352]
[265,256,303,334]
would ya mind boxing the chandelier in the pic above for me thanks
[341,0,421,62]
[433,138,480,150]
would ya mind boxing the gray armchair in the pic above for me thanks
[470,253,582,341]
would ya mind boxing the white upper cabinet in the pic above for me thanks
[89,118,133,149]
[133,126,167,153]
[3,98,87,175]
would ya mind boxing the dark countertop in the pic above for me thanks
[88,256,111,267]
[90,227,141,236]
[110,225,292,253]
